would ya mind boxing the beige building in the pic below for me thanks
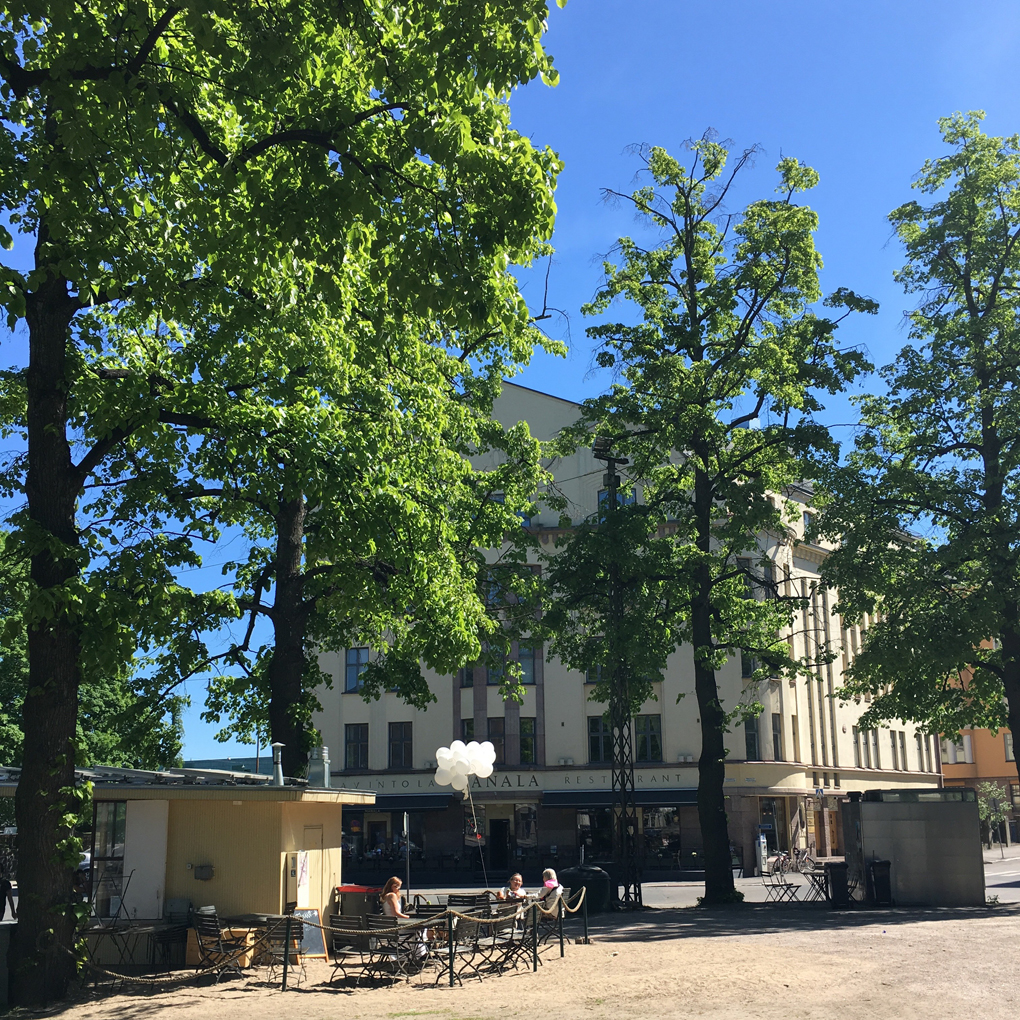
[0,765,375,925]
[313,382,943,877]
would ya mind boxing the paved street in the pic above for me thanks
[411,841,1020,908]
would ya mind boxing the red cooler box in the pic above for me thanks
[336,884,382,916]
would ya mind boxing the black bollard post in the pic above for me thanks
[447,911,455,987]
[558,896,564,958]
[282,914,292,991]
[582,889,589,944]
[532,903,538,972]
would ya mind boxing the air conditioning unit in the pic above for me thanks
[424,760,436,770]
[677,753,695,763]
[556,757,575,766]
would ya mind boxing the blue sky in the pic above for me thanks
[508,0,1020,417]
[6,4,1019,760]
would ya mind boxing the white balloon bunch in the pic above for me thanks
[434,740,496,794]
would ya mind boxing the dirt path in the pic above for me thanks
[45,905,1020,1020]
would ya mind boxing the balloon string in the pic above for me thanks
[467,787,489,891]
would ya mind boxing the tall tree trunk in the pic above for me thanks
[8,272,81,1004]
[267,496,310,778]
[692,466,736,905]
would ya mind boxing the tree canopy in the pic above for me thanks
[0,2,564,1003]
[818,113,1020,775]
[546,139,873,903]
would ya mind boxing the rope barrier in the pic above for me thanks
[59,892,590,991]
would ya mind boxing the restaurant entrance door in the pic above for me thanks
[489,818,511,871]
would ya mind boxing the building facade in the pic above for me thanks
[941,727,1018,843]
[313,382,943,877]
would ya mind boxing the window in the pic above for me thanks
[520,717,536,765]
[459,667,474,688]
[915,732,924,771]
[488,717,505,764]
[487,655,505,686]
[899,732,908,771]
[461,718,474,741]
[772,713,783,761]
[1006,733,1015,762]
[853,726,861,768]
[862,729,872,769]
[635,714,662,762]
[345,647,370,693]
[344,723,368,770]
[890,731,899,771]
[519,646,536,685]
[597,488,636,510]
[740,651,757,679]
[744,716,760,760]
[870,729,881,770]
[588,716,612,763]
[92,801,126,918]
[388,722,412,769]
[924,734,933,773]
[1012,783,1020,808]
[803,510,813,537]
[585,664,602,685]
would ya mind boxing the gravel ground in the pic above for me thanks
[46,902,1020,1020]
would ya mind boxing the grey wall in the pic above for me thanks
[859,800,984,907]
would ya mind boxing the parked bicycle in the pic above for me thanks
[769,846,816,874]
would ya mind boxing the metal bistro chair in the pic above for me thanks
[193,910,248,981]
[264,915,306,987]
[537,888,569,945]
[762,866,799,903]
[439,913,484,985]
[327,913,369,984]
[362,916,423,984]
[447,892,492,913]
[476,909,524,976]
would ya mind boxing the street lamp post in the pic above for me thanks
[592,436,642,909]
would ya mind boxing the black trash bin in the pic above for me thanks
[869,860,893,907]
[558,865,612,914]
[824,861,850,909]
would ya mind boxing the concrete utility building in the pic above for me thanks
[313,382,944,876]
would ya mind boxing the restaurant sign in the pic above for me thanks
[336,766,700,795]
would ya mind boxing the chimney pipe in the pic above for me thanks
[271,742,285,786]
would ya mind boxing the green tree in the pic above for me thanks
[977,780,1008,853]
[549,140,872,904]
[817,113,1020,785]
[0,533,184,770]
[0,2,562,1002]
[168,313,549,777]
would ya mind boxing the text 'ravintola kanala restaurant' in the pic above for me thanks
[313,382,945,882]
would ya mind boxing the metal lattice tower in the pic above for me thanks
[593,437,642,909]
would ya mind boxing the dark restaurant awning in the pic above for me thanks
[541,789,698,808]
[370,794,457,812]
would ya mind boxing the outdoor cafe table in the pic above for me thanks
[80,922,168,983]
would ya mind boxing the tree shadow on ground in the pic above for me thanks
[569,901,1020,943]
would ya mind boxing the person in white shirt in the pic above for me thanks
[496,873,528,901]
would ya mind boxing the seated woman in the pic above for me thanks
[536,867,563,906]
[380,876,410,918]
[496,873,528,901]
